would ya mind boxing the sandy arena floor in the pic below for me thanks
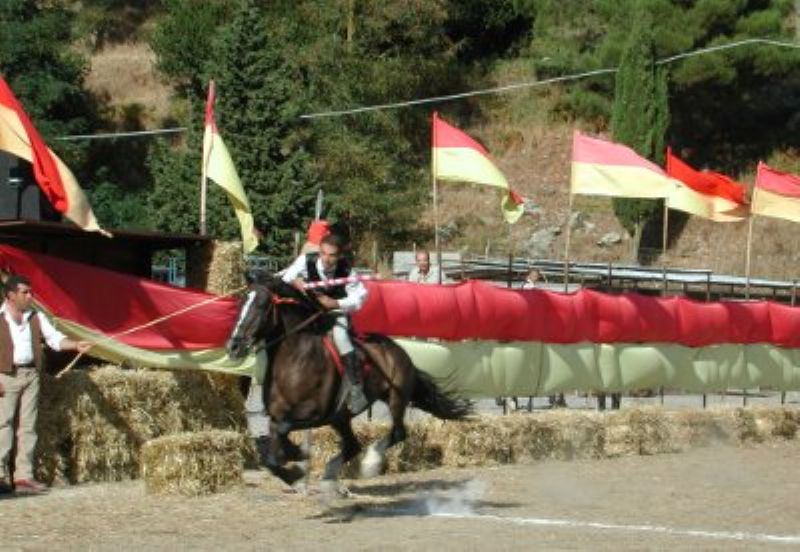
[2,439,799,551]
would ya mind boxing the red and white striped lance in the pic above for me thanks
[302,274,379,290]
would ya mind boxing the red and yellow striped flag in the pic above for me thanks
[432,112,524,224]
[665,148,748,221]
[570,132,676,198]
[0,76,106,234]
[202,81,258,253]
[752,162,800,223]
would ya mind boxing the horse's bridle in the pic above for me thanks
[259,294,326,350]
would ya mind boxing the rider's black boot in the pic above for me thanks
[342,351,368,414]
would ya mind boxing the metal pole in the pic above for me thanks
[744,215,755,299]
[662,201,669,257]
[507,223,514,288]
[563,193,575,292]
[200,80,214,236]
[432,114,442,284]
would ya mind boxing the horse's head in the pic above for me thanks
[226,271,279,359]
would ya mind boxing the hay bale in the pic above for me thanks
[186,240,246,295]
[36,365,245,484]
[751,407,798,439]
[141,430,246,496]
[603,408,678,457]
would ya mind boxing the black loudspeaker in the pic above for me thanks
[0,152,61,222]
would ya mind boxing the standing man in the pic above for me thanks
[407,249,450,284]
[282,233,369,413]
[0,275,92,495]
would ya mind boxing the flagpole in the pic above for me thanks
[200,170,208,236]
[200,80,215,237]
[662,200,669,257]
[432,113,442,284]
[563,192,574,292]
[506,222,514,288]
[744,214,755,299]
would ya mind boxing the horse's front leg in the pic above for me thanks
[265,418,306,487]
[320,417,361,496]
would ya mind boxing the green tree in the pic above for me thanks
[209,0,317,256]
[149,0,318,256]
[150,0,231,98]
[0,0,91,162]
[610,8,669,260]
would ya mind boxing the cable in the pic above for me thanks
[300,38,800,119]
[52,38,800,137]
[54,127,187,141]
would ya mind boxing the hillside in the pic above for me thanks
[83,37,800,280]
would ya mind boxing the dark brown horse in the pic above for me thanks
[226,273,471,489]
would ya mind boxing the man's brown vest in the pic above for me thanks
[0,312,43,373]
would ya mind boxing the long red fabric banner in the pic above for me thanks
[3,244,800,349]
[353,279,800,347]
[0,245,239,350]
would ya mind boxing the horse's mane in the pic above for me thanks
[250,270,329,324]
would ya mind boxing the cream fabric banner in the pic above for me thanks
[396,338,800,396]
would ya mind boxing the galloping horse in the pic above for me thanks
[226,272,472,488]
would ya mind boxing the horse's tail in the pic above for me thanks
[411,368,473,420]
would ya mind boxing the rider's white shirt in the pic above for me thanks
[281,254,368,314]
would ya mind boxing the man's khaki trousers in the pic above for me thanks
[0,368,39,481]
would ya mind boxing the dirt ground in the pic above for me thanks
[2,440,800,551]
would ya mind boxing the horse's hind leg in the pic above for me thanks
[360,392,407,479]
[320,417,361,495]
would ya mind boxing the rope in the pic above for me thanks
[54,285,247,379]
[300,38,800,119]
[49,38,800,135]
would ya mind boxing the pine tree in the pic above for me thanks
[610,8,669,260]
[208,0,317,256]
[0,0,90,161]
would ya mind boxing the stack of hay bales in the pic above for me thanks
[304,406,800,477]
[36,365,246,484]
[141,430,246,496]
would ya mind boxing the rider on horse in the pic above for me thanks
[280,232,369,414]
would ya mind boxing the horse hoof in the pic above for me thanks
[320,479,351,498]
[275,465,306,487]
[291,480,309,495]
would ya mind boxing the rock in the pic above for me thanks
[597,232,622,247]
[527,227,559,257]
[569,211,586,231]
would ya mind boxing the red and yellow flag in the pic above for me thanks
[665,148,748,221]
[202,81,258,253]
[0,76,106,234]
[432,112,524,224]
[570,132,676,198]
[752,162,800,223]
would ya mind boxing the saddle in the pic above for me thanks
[320,335,372,379]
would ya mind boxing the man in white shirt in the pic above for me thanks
[282,234,369,413]
[407,249,450,284]
[0,275,92,495]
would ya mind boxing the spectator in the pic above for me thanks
[407,249,450,284]
[523,268,545,289]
